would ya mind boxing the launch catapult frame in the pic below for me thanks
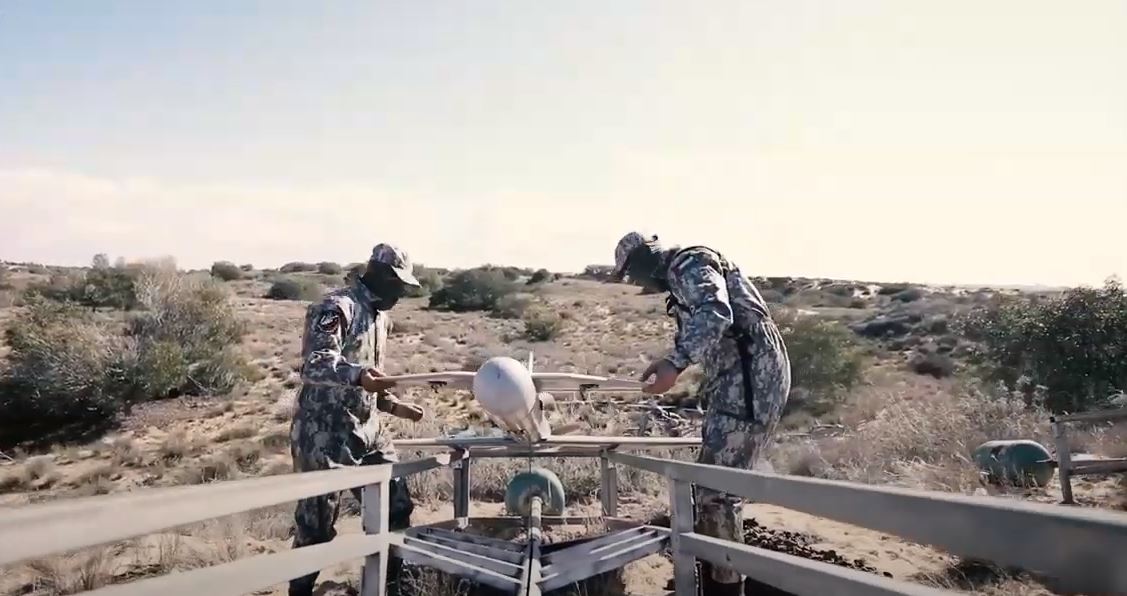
[379,354,702,594]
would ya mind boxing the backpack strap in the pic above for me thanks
[665,245,757,422]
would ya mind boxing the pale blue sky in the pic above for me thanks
[1,1,1125,286]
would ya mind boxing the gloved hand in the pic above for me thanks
[377,392,425,421]
[360,367,395,393]
[640,358,680,394]
[392,402,425,422]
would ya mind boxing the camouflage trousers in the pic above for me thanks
[693,352,788,585]
[289,445,414,596]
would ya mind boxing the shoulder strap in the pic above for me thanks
[664,245,731,318]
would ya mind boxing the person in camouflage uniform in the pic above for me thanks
[612,231,791,596]
[288,243,426,596]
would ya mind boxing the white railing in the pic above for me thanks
[3,449,1127,595]
[0,453,459,596]
[608,452,1127,595]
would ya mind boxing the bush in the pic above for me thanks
[0,297,130,443]
[280,262,317,273]
[909,351,956,378]
[266,277,323,301]
[523,307,564,341]
[774,309,867,416]
[316,262,343,275]
[957,278,1127,413]
[878,283,911,296]
[240,264,254,272]
[210,261,243,281]
[0,268,248,446]
[493,294,534,319]
[527,269,552,285]
[406,265,444,298]
[892,288,924,303]
[128,267,248,397]
[24,255,140,310]
[580,264,615,281]
[428,268,517,312]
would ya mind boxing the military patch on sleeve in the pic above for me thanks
[316,311,341,334]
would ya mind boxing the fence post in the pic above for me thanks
[1051,418,1074,504]
[360,480,390,596]
[454,455,471,525]
[669,478,696,595]
[600,451,619,517]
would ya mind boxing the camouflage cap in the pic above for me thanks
[370,243,420,287]
[612,231,657,280]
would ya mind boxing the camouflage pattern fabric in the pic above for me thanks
[288,279,413,596]
[662,246,791,585]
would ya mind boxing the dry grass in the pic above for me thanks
[215,422,257,443]
[1,274,1121,596]
[772,371,1069,493]
[157,428,202,462]
[23,547,116,595]
[0,454,62,493]
[775,371,1117,497]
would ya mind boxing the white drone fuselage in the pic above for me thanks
[379,354,652,445]
[471,356,553,442]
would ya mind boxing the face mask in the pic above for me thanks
[363,266,406,310]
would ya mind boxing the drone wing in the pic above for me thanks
[530,372,644,393]
[379,372,475,391]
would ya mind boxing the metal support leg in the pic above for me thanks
[523,496,544,596]
[600,453,619,517]
[1052,419,1074,504]
[361,480,390,596]
[669,479,696,595]
[454,456,471,524]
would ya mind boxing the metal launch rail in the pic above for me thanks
[2,443,1126,596]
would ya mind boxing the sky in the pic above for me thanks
[1,1,1125,287]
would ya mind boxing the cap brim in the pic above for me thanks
[392,267,421,287]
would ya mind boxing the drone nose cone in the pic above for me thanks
[473,356,537,420]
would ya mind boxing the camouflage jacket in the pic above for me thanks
[290,280,396,468]
[662,246,789,419]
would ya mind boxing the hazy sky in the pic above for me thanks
[1,1,1124,286]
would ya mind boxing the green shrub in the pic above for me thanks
[128,267,248,397]
[0,297,129,442]
[24,255,139,310]
[909,350,956,378]
[0,268,248,446]
[493,293,534,319]
[957,278,1127,413]
[427,268,517,312]
[405,265,444,298]
[892,288,924,303]
[523,307,564,341]
[280,262,317,273]
[210,261,243,281]
[266,277,323,301]
[527,269,552,285]
[773,309,867,416]
[317,262,343,275]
